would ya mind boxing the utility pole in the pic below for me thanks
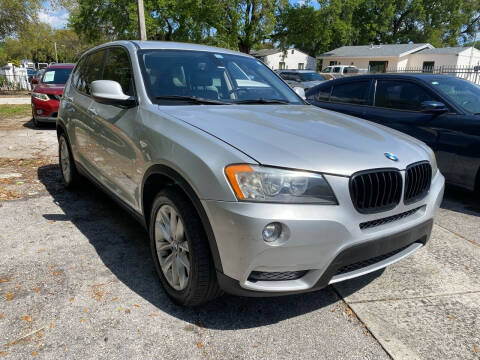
[137,0,147,41]
[54,42,58,63]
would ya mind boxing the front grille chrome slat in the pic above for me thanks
[404,162,432,205]
[350,169,402,214]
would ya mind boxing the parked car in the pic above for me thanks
[305,74,480,192]
[31,63,74,127]
[276,70,330,91]
[321,65,363,78]
[31,69,45,85]
[58,41,444,306]
[26,68,36,83]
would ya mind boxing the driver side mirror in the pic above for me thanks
[293,86,306,100]
[421,101,448,114]
[31,78,38,85]
[91,80,135,107]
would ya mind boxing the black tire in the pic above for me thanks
[58,134,79,188]
[32,109,42,128]
[149,188,222,306]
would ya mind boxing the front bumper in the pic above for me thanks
[31,97,59,121]
[203,171,444,295]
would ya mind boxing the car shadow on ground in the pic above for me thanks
[22,117,56,130]
[37,163,381,330]
[440,185,480,217]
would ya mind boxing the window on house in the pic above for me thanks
[298,63,304,70]
[422,61,435,73]
[279,62,285,70]
[369,61,388,73]
[330,81,370,105]
[329,61,338,66]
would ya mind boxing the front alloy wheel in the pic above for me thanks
[155,204,190,291]
[149,189,222,306]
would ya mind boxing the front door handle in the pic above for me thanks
[88,107,98,116]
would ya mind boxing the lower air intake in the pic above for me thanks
[248,270,308,282]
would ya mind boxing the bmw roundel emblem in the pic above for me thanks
[384,152,399,161]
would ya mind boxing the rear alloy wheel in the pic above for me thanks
[58,134,78,188]
[149,189,222,306]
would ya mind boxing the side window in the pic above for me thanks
[330,81,370,105]
[71,56,86,90]
[375,80,438,111]
[85,50,105,94]
[333,67,341,73]
[314,85,332,101]
[103,47,134,96]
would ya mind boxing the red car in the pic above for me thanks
[31,63,74,127]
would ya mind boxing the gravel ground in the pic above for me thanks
[0,113,479,359]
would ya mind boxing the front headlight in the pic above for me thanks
[225,164,337,204]
[32,92,50,101]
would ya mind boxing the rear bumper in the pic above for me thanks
[217,219,433,296]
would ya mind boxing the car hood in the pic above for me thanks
[34,84,64,94]
[164,105,431,176]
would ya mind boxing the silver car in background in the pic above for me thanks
[277,69,331,92]
[57,41,444,306]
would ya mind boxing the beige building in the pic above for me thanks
[250,48,317,71]
[318,44,480,72]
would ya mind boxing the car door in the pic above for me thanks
[70,50,107,177]
[308,80,372,120]
[88,46,141,210]
[363,78,454,177]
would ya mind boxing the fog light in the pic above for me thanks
[262,222,282,242]
[36,109,43,115]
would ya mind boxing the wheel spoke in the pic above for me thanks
[156,240,172,252]
[175,218,184,242]
[177,252,190,272]
[171,256,180,286]
[161,252,174,274]
[170,210,178,239]
[155,220,170,242]
[178,240,189,252]
[177,261,187,289]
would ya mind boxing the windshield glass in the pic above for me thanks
[298,72,324,81]
[430,77,480,114]
[41,68,72,84]
[138,50,302,105]
[322,67,332,73]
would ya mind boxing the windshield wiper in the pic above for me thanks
[232,98,290,105]
[155,95,231,105]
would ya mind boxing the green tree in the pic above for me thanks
[0,0,41,39]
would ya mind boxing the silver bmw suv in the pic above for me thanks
[57,41,444,306]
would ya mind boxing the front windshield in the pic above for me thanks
[298,72,324,81]
[138,50,302,105]
[322,67,332,73]
[41,68,72,85]
[429,77,480,114]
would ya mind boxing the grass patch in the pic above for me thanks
[0,104,31,119]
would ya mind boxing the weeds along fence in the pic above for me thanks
[385,65,480,85]
[0,74,33,92]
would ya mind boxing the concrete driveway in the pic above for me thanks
[0,115,479,359]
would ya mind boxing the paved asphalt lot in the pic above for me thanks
[0,113,479,359]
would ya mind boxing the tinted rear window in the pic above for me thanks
[330,81,370,105]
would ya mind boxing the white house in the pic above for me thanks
[250,48,316,71]
[317,43,480,72]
